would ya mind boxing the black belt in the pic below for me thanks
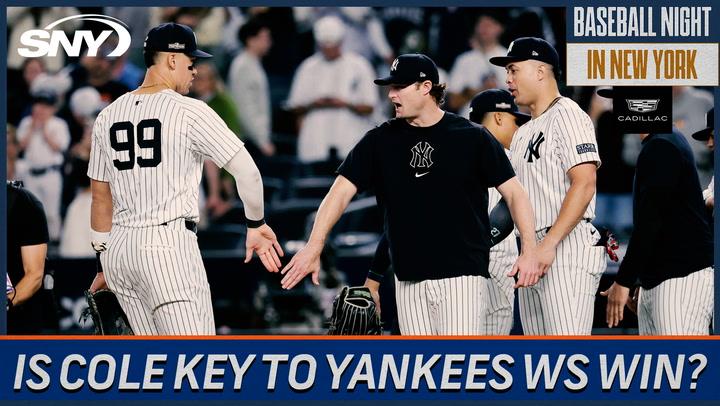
[29,165,62,176]
[538,218,591,234]
[161,220,198,234]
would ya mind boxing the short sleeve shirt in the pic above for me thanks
[338,112,515,281]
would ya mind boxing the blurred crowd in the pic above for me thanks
[6,6,714,261]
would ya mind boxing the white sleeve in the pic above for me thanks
[703,176,714,202]
[554,105,602,172]
[229,59,271,146]
[87,114,112,182]
[223,148,264,221]
[50,118,71,151]
[186,102,244,167]
[355,59,380,106]
[286,61,314,108]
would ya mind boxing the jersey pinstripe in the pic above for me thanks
[638,267,713,335]
[88,89,244,227]
[510,97,605,335]
[88,89,245,335]
[509,97,601,230]
[394,275,488,335]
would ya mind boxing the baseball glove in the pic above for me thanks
[81,289,134,335]
[327,286,382,335]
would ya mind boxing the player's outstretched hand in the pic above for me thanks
[245,224,284,272]
[509,247,543,288]
[279,242,323,289]
[600,282,630,328]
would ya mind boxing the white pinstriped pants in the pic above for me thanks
[394,275,488,335]
[482,236,517,335]
[519,222,606,335]
[638,267,714,335]
[101,219,215,335]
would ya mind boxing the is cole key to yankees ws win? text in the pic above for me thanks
[574,6,711,80]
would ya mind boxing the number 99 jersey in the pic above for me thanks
[87,89,244,227]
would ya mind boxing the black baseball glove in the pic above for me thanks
[328,286,382,335]
[82,289,134,335]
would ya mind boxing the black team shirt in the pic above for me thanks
[338,112,515,281]
[616,130,713,290]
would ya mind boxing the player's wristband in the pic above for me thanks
[246,218,266,228]
[366,269,384,283]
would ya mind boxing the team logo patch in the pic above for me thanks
[524,132,545,163]
[576,143,597,154]
[495,102,511,109]
[626,99,660,113]
[168,42,186,50]
[410,142,434,177]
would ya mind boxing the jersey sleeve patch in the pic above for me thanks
[576,143,597,154]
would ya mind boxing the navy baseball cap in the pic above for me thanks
[489,37,560,74]
[692,108,714,141]
[374,54,439,86]
[469,89,530,125]
[144,23,212,58]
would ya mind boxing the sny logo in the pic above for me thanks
[626,99,660,113]
[18,14,130,58]
[410,142,434,177]
[524,132,545,163]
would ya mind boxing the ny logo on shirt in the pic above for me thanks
[410,142,434,168]
[524,131,545,163]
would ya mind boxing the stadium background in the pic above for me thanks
[5,6,714,334]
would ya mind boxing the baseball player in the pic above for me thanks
[601,90,714,335]
[691,108,714,211]
[87,23,283,335]
[489,38,606,335]
[468,89,530,334]
[280,54,541,335]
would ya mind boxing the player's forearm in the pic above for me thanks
[545,178,595,247]
[306,177,357,247]
[12,244,47,306]
[90,180,113,232]
[224,148,264,221]
[503,182,537,252]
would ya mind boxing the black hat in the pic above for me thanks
[489,37,560,74]
[692,108,715,141]
[374,54,439,86]
[469,89,530,125]
[31,90,57,106]
[144,23,212,58]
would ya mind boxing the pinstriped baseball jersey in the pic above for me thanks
[509,97,601,229]
[88,89,244,226]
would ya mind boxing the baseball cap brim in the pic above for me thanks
[189,49,213,58]
[374,76,412,86]
[596,88,613,99]
[692,128,713,141]
[511,111,531,126]
[489,55,526,67]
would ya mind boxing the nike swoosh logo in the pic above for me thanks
[415,172,430,178]
[590,229,596,235]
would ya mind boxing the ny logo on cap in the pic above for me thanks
[391,58,399,71]
[168,42,185,50]
[496,102,511,109]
